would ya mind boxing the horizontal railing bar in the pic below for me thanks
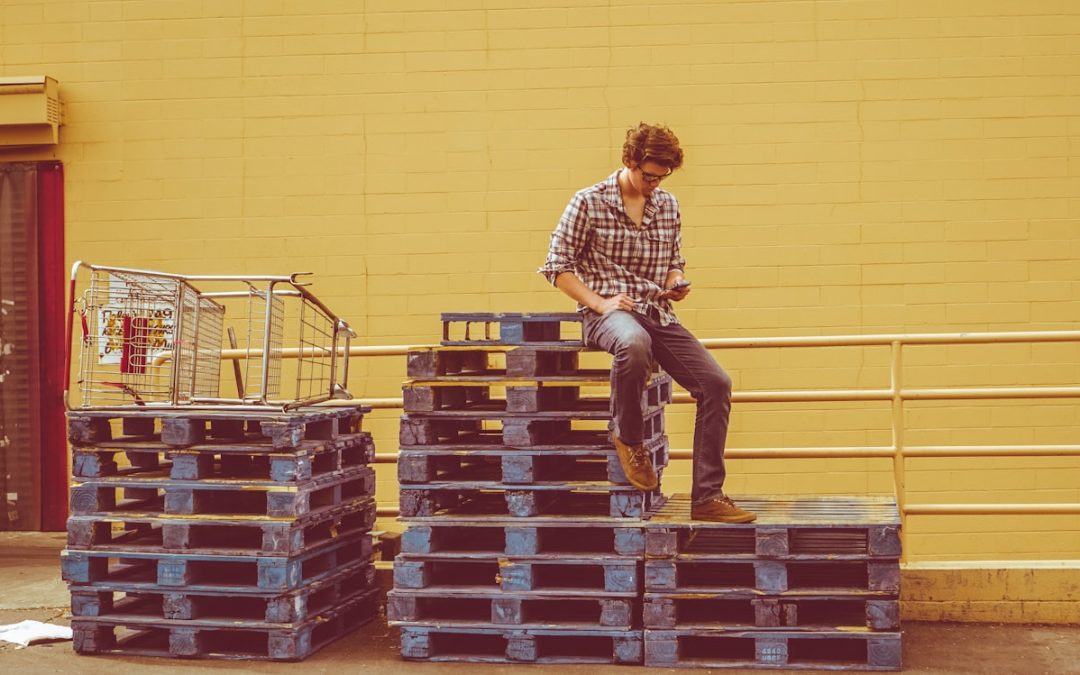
[375,503,1080,519]
[905,504,1080,515]
[904,386,1080,400]
[334,383,1080,411]
[674,447,896,460]
[374,444,1080,464]
[203,329,1080,363]
[700,330,1080,349]
[905,445,1080,457]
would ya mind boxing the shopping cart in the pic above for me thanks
[64,262,355,411]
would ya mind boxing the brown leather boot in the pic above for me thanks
[690,496,757,523]
[613,436,658,491]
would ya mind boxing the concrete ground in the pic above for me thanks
[1,532,1078,674]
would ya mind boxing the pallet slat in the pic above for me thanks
[398,435,669,485]
[72,587,379,661]
[66,498,376,556]
[69,467,376,519]
[440,312,584,347]
[399,485,665,519]
[643,594,900,631]
[388,590,637,629]
[644,629,901,671]
[68,406,369,449]
[393,556,640,594]
[400,406,666,447]
[401,521,645,558]
[70,559,376,624]
[72,432,375,483]
[62,532,374,592]
[400,626,642,664]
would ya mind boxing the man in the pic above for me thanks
[538,122,756,523]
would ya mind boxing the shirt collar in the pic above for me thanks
[601,168,660,210]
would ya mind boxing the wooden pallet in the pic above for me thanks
[400,406,666,447]
[67,405,369,449]
[400,626,642,664]
[72,432,375,483]
[72,587,379,661]
[643,594,900,631]
[407,346,590,379]
[62,531,373,592]
[69,466,375,519]
[403,373,671,415]
[398,435,669,485]
[401,521,646,557]
[402,373,672,415]
[441,312,583,347]
[644,629,901,670]
[393,555,640,594]
[645,494,902,560]
[70,558,376,624]
[400,483,665,519]
[388,589,637,629]
[66,498,376,556]
[645,558,900,595]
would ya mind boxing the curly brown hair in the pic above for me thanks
[621,122,684,170]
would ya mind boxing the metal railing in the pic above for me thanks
[213,329,1080,560]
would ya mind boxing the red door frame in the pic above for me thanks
[37,161,66,531]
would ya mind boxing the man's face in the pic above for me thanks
[632,160,673,196]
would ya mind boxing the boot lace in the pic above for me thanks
[629,446,651,467]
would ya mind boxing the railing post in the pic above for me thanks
[890,340,907,563]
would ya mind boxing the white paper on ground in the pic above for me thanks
[0,620,73,647]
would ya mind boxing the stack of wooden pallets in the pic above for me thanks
[389,312,671,665]
[61,406,380,661]
[643,494,903,671]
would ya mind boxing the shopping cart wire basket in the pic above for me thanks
[64,261,355,411]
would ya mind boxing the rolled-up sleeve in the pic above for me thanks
[669,200,686,272]
[538,191,590,286]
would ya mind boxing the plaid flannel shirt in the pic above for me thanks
[539,170,686,326]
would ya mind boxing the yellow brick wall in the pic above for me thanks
[2,1,1079,562]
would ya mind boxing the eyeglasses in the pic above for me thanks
[638,166,673,184]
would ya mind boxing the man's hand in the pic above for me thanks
[661,283,691,302]
[593,293,634,315]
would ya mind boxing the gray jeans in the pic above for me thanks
[583,309,733,505]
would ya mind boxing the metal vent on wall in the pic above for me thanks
[0,76,62,146]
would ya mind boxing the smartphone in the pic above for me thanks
[669,279,691,290]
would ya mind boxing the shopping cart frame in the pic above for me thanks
[64,261,355,412]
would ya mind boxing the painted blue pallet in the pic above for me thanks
[407,346,591,380]
[66,497,376,556]
[403,373,672,415]
[644,629,901,671]
[71,431,375,483]
[70,558,377,624]
[393,554,640,594]
[642,593,900,631]
[69,465,375,519]
[388,589,637,629]
[400,405,666,447]
[399,483,665,519]
[68,405,370,449]
[400,625,642,664]
[401,520,646,558]
[645,494,902,560]
[398,435,669,485]
[61,531,373,592]
[72,586,379,661]
[440,312,583,347]
[644,558,901,595]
